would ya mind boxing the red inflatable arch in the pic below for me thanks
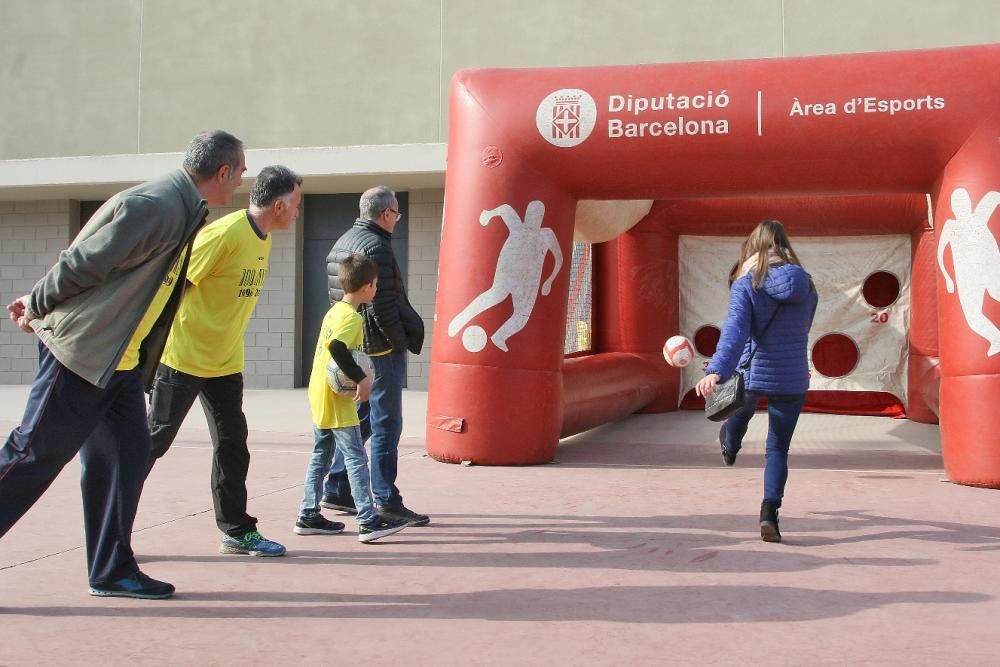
[427,44,1000,488]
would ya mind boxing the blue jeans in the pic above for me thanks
[722,391,806,506]
[324,350,406,508]
[0,341,150,585]
[302,426,377,526]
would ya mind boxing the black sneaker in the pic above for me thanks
[320,493,358,515]
[294,514,346,535]
[379,504,430,527]
[89,571,175,600]
[720,425,737,466]
[358,516,408,543]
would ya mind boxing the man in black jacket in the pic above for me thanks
[320,186,429,526]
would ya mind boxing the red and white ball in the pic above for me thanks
[662,335,694,368]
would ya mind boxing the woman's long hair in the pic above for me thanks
[729,219,804,288]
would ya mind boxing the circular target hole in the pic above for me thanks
[693,325,721,357]
[862,271,900,309]
[811,333,860,378]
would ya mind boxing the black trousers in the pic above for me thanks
[146,364,257,538]
[0,341,149,586]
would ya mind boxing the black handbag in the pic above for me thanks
[704,307,781,422]
[704,369,747,422]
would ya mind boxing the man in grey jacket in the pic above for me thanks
[0,130,246,600]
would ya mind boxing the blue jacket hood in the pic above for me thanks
[763,263,812,303]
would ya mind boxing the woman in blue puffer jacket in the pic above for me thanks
[696,220,818,543]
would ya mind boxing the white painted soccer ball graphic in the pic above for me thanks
[462,325,488,352]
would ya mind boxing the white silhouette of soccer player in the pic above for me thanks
[448,200,563,352]
[937,187,1000,356]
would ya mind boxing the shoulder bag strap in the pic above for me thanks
[737,304,782,371]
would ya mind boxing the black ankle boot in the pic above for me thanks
[760,500,781,543]
[720,425,737,466]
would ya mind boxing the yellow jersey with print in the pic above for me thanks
[308,301,364,429]
[116,251,184,371]
[161,210,271,377]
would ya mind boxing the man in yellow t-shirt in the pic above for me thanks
[145,165,301,558]
[116,253,183,373]
[297,254,406,542]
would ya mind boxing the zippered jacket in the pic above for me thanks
[28,169,208,388]
[705,263,818,395]
[325,218,424,355]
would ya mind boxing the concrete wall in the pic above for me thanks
[0,200,73,382]
[0,1,141,158]
[406,189,445,389]
[2,0,999,386]
[2,0,998,160]
[0,190,443,389]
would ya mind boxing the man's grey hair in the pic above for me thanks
[183,130,244,180]
[359,185,396,221]
[250,165,302,208]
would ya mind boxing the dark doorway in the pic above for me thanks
[301,192,409,384]
[78,200,105,237]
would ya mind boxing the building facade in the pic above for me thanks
[1,0,998,388]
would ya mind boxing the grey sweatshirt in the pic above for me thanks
[28,169,208,388]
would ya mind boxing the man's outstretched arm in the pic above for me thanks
[479,204,522,233]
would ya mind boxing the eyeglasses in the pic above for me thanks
[386,208,401,217]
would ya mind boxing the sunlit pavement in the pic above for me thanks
[2,386,997,666]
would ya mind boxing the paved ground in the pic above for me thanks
[1,385,998,666]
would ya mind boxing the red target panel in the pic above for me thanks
[693,325,721,357]
[863,271,901,308]
[812,333,861,378]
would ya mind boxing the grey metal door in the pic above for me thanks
[301,192,409,384]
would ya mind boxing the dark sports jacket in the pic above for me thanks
[326,218,424,356]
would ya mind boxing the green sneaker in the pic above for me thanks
[219,530,286,557]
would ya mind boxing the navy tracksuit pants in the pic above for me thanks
[0,341,150,586]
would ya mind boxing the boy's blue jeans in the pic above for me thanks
[302,425,378,526]
[324,350,406,508]
[721,391,807,506]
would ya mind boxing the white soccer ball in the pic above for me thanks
[326,350,373,397]
[663,335,694,368]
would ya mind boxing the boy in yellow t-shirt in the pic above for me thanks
[298,254,407,543]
